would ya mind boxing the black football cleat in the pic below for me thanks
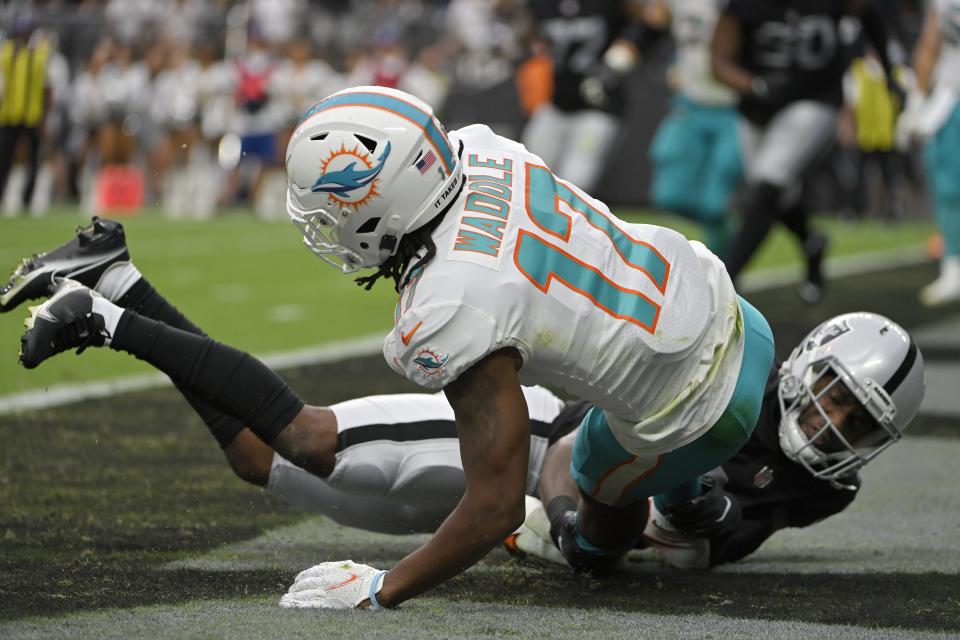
[1,216,129,313]
[19,280,109,369]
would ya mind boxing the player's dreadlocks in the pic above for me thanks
[354,174,466,293]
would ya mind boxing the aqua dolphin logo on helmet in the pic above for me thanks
[311,141,392,206]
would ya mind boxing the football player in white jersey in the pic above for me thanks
[903,0,960,305]
[283,86,774,605]
[14,87,774,610]
[648,0,742,258]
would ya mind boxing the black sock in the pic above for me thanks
[782,201,810,244]
[725,181,783,282]
[117,277,206,336]
[117,278,244,449]
[115,278,246,447]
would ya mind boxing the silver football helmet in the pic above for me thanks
[777,312,925,486]
[285,86,462,272]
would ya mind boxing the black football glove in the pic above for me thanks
[663,476,742,538]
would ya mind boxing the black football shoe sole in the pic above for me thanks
[1,216,129,313]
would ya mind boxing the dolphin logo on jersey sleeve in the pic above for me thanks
[414,346,449,377]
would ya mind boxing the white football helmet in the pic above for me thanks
[285,86,463,272]
[777,312,925,486]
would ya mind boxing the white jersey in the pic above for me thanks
[384,125,744,455]
[669,0,736,106]
[935,0,960,91]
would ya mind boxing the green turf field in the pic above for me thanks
[0,209,938,395]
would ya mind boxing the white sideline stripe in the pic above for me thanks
[738,244,927,292]
[0,335,384,416]
[0,245,929,416]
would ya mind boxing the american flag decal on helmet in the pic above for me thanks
[416,150,436,174]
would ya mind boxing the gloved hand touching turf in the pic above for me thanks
[279,560,388,610]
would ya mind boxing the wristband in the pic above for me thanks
[368,570,388,609]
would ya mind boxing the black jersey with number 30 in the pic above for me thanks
[528,0,630,113]
[727,0,853,124]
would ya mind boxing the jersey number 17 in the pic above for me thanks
[514,164,671,334]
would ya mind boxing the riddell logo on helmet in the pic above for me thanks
[311,141,392,207]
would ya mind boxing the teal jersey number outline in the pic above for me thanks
[514,164,671,333]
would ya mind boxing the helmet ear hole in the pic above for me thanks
[354,134,377,153]
[356,217,381,234]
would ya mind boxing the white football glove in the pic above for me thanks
[279,560,387,610]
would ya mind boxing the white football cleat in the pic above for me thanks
[920,257,960,307]
[640,499,710,570]
[503,495,566,565]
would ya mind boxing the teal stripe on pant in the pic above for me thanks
[923,102,960,257]
[570,296,775,506]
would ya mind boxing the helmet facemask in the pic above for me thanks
[286,187,396,273]
[778,359,900,488]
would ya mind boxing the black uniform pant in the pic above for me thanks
[0,124,42,210]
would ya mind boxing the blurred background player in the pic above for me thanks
[839,44,913,222]
[647,0,742,258]
[273,34,344,164]
[520,0,646,194]
[150,42,200,218]
[0,15,54,216]
[194,39,234,218]
[903,0,960,306]
[222,24,283,217]
[711,0,901,303]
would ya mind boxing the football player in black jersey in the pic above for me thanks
[519,0,650,193]
[710,1,902,303]
[528,312,925,570]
